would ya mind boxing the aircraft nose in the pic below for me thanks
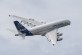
[65,20,71,25]
[67,20,71,25]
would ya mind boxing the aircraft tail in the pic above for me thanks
[14,21,33,36]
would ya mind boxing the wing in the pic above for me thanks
[9,15,45,27]
[45,30,57,45]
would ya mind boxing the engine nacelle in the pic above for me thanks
[15,34,19,36]
[57,33,63,36]
[57,38,63,41]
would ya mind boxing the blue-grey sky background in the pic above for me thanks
[0,0,82,55]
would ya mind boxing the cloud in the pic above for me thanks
[0,0,82,55]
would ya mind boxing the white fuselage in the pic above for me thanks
[29,20,71,35]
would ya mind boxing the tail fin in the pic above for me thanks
[14,21,33,36]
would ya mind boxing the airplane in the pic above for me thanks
[9,15,71,46]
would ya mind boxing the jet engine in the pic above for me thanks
[57,33,63,41]
[15,34,19,36]
[57,38,63,41]
[57,33,63,36]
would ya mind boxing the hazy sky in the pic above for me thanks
[0,0,82,55]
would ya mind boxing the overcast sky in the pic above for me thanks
[0,0,82,55]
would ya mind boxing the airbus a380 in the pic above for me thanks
[9,15,71,46]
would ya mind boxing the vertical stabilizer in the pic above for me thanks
[14,21,33,36]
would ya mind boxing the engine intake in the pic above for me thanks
[15,34,19,36]
[57,38,63,41]
[57,33,63,36]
